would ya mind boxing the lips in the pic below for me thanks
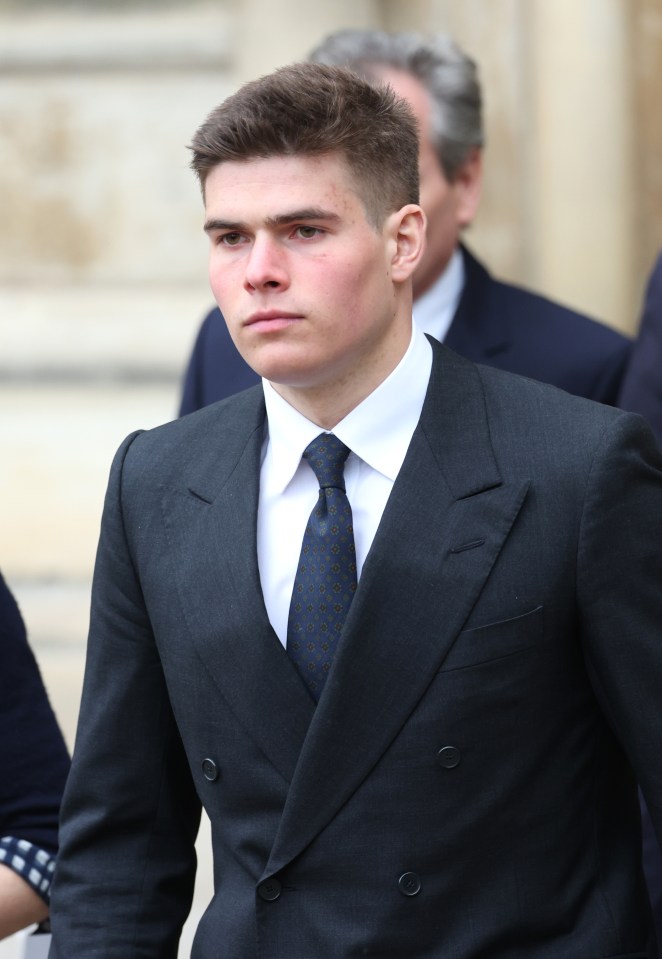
[243,311,303,333]
[245,310,302,326]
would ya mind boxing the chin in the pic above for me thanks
[243,346,319,389]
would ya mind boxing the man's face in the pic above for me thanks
[204,152,419,414]
[372,67,482,299]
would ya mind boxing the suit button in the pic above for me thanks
[437,745,461,769]
[257,878,282,902]
[202,758,219,781]
[398,872,421,897]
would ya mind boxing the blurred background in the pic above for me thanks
[1,0,661,954]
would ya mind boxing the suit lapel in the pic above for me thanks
[161,391,314,785]
[265,342,529,875]
[445,244,511,361]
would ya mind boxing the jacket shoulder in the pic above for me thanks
[495,278,627,346]
[462,245,629,349]
[114,386,265,489]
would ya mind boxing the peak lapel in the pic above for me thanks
[162,394,314,784]
[265,343,530,874]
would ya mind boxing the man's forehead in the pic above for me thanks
[203,153,362,218]
[206,152,351,187]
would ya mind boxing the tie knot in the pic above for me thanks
[303,433,351,490]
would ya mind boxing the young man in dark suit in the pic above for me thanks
[50,63,662,959]
[179,30,630,416]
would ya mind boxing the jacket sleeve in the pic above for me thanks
[0,573,70,857]
[576,410,662,843]
[0,572,70,906]
[49,433,202,959]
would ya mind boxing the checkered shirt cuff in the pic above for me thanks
[0,836,56,904]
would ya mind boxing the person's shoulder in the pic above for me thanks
[648,251,662,292]
[477,351,647,450]
[440,339,624,433]
[0,570,53,715]
[476,351,615,411]
[116,385,265,478]
[196,305,231,347]
[494,276,627,348]
[0,570,28,659]
[640,251,662,322]
[433,342,659,488]
[463,245,629,350]
[480,360,662,490]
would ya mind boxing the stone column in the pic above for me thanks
[526,0,635,332]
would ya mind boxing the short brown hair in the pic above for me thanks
[189,62,419,227]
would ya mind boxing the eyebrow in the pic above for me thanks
[203,208,341,234]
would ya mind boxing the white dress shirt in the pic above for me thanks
[258,321,433,646]
[412,246,464,343]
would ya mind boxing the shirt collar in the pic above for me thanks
[262,322,432,494]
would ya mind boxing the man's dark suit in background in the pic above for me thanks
[179,244,630,414]
[620,253,662,446]
[619,252,662,944]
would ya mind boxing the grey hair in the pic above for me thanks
[309,29,483,181]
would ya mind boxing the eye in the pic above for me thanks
[219,232,244,246]
[294,225,323,239]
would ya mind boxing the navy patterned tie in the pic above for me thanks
[287,433,357,701]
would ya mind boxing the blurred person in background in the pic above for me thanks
[620,251,662,447]
[619,251,662,945]
[178,29,631,416]
[0,571,70,940]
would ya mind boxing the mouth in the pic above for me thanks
[244,311,303,332]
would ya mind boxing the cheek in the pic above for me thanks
[208,258,239,304]
[309,257,363,304]
[208,251,221,285]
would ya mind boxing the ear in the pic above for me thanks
[388,204,427,283]
[454,148,483,227]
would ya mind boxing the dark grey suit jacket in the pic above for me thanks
[50,342,662,958]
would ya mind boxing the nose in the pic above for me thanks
[244,235,289,293]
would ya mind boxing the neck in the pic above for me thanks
[270,320,412,430]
